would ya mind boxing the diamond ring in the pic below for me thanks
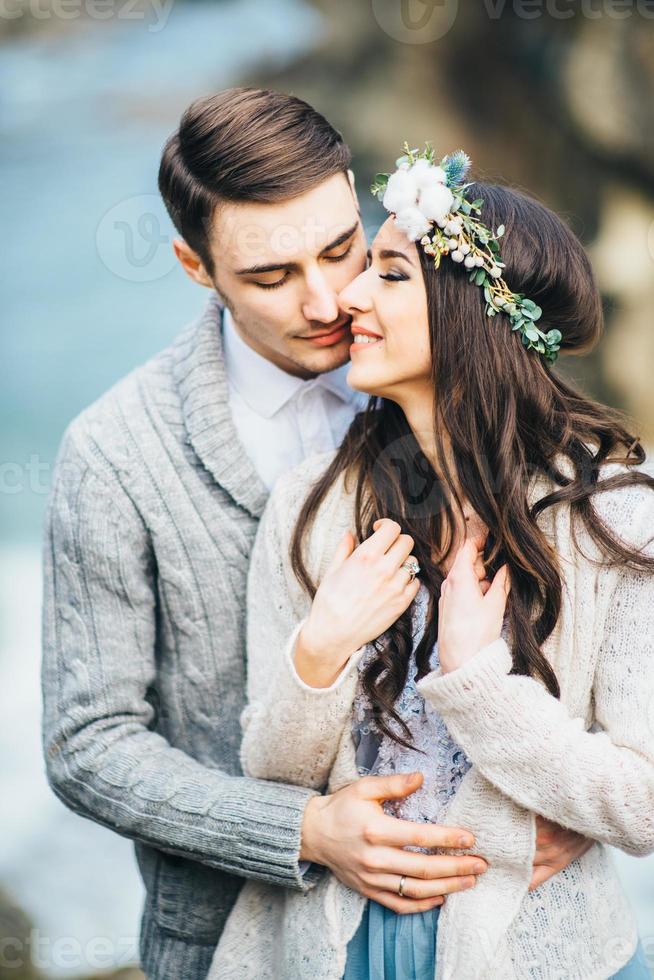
[401,557,421,582]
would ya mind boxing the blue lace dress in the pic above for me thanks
[343,582,473,980]
[342,583,650,980]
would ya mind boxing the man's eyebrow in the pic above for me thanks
[320,221,359,254]
[367,247,415,267]
[235,221,359,276]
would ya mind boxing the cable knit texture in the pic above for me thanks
[209,449,654,980]
[41,296,323,980]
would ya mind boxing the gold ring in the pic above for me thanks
[398,875,407,897]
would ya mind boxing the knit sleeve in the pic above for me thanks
[240,463,365,790]
[42,424,321,891]
[416,551,654,856]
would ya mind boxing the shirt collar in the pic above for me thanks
[222,306,362,420]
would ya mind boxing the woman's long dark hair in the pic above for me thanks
[290,182,654,750]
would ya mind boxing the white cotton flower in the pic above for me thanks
[394,206,432,241]
[418,183,455,223]
[410,159,448,190]
[383,169,419,214]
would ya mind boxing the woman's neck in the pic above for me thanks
[392,385,488,564]
[394,384,454,488]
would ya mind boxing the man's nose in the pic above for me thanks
[302,269,340,324]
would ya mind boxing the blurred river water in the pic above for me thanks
[0,1,323,974]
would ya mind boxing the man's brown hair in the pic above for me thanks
[158,87,352,275]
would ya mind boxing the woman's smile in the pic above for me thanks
[350,323,384,352]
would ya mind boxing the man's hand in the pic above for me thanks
[529,815,594,890]
[300,772,489,914]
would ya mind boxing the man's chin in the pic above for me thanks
[291,335,352,374]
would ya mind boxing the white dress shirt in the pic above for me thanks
[222,307,368,491]
[223,307,368,876]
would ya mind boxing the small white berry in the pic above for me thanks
[451,250,464,263]
[490,265,502,278]
[474,256,484,267]
[447,237,458,250]
[460,242,471,255]
[436,217,448,229]
[464,256,476,269]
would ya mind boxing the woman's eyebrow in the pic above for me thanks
[367,247,415,267]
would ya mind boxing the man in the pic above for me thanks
[41,87,591,979]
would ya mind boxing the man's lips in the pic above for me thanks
[299,322,351,347]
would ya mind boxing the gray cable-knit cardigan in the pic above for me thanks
[41,295,323,979]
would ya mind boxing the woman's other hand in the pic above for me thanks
[438,537,511,674]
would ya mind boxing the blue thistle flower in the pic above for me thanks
[442,150,472,187]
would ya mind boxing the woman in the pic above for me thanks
[209,147,654,979]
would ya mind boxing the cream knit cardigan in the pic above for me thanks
[209,450,654,980]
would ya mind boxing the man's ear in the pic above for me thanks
[347,168,360,209]
[173,238,213,288]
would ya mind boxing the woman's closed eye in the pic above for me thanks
[380,268,409,283]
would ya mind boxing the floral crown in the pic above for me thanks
[371,143,562,363]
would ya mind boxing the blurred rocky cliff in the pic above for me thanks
[244,0,654,442]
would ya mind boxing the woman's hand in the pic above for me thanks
[295,518,421,687]
[438,537,511,674]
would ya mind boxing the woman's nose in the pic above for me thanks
[337,268,371,315]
